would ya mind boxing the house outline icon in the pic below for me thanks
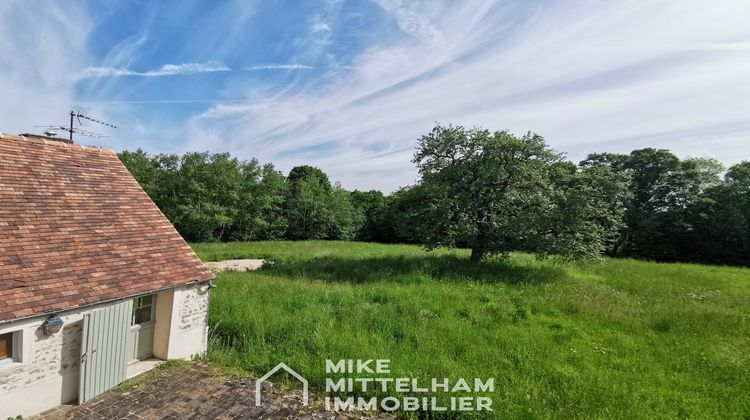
[255,362,309,407]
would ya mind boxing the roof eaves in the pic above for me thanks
[0,275,216,326]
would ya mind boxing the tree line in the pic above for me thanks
[119,124,749,265]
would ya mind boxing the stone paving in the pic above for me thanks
[33,363,390,420]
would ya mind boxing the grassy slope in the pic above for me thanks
[192,241,750,419]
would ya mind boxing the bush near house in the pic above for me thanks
[193,241,750,419]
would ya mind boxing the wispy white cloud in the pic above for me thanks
[79,98,249,105]
[187,0,750,192]
[245,64,315,71]
[0,1,92,135]
[371,0,443,45]
[312,23,331,33]
[311,17,331,34]
[82,61,230,78]
[3,0,748,193]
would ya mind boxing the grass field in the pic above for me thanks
[192,241,750,419]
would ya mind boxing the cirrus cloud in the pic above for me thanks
[186,0,750,192]
[245,64,315,71]
[82,60,230,78]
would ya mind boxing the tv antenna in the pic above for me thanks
[35,108,117,142]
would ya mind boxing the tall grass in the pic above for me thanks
[193,241,750,419]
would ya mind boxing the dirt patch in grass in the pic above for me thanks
[204,259,266,272]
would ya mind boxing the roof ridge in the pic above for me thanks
[0,131,116,154]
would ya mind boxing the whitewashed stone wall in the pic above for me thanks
[178,284,210,333]
[0,310,85,417]
[0,282,210,417]
[165,282,210,359]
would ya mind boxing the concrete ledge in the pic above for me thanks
[127,358,164,380]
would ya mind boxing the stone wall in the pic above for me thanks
[0,312,82,395]
[0,310,86,417]
[178,284,210,333]
[0,282,211,417]
[165,282,211,359]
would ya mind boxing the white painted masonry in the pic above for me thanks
[0,282,211,418]
[154,282,211,360]
[169,283,211,360]
[0,308,85,418]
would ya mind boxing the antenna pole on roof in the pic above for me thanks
[36,109,117,142]
[69,111,75,142]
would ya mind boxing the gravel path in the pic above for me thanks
[204,259,266,272]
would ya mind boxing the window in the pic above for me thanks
[0,332,15,365]
[132,295,154,325]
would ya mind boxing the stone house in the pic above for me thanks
[0,133,215,417]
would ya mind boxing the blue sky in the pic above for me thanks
[1,0,748,192]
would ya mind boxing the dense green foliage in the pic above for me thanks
[583,151,750,265]
[119,150,362,242]
[412,125,629,262]
[195,241,750,419]
[120,124,750,265]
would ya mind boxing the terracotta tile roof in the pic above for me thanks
[0,133,214,322]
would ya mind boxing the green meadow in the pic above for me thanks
[192,241,750,419]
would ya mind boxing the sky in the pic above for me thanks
[0,0,748,192]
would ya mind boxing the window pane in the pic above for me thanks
[131,294,154,325]
[0,332,12,360]
[133,306,152,324]
[133,295,153,310]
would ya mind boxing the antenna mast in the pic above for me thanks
[58,109,118,142]
[69,110,75,142]
[36,109,117,142]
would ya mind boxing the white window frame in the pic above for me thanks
[0,329,23,371]
[131,294,156,328]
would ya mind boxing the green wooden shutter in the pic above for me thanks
[79,299,133,403]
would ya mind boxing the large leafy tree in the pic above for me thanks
[284,166,331,239]
[118,149,161,197]
[365,185,429,244]
[350,190,386,241]
[171,152,243,242]
[254,164,288,239]
[231,161,288,241]
[584,149,728,261]
[324,186,359,240]
[682,161,750,264]
[287,165,332,192]
[119,151,285,242]
[413,125,628,262]
[726,162,750,262]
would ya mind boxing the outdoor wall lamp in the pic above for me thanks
[43,313,64,335]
